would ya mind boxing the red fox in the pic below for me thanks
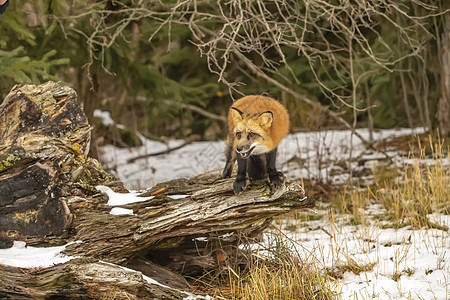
[222,95,290,194]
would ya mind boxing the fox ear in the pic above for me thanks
[257,111,273,129]
[231,107,244,124]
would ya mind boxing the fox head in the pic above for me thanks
[231,107,274,159]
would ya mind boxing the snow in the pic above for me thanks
[100,139,226,189]
[110,207,134,215]
[95,185,154,215]
[168,194,189,199]
[0,241,79,268]
[99,127,426,190]
[255,208,450,300]
[96,185,154,206]
[94,109,116,126]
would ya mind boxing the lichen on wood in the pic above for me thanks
[0,82,119,248]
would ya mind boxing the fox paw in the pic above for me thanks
[269,172,286,188]
[233,179,247,195]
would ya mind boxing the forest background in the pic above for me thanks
[0,0,449,157]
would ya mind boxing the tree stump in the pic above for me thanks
[0,82,314,298]
[0,82,94,248]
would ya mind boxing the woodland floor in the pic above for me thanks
[1,112,448,299]
[97,118,449,299]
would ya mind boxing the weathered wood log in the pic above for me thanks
[0,82,88,247]
[0,82,121,248]
[65,170,313,275]
[0,258,190,299]
[0,82,314,298]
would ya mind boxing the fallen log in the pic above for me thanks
[0,82,314,298]
[66,171,313,275]
[0,258,191,299]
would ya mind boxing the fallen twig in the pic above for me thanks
[127,134,201,163]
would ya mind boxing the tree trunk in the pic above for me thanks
[399,71,414,130]
[438,14,450,137]
[0,82,314,298]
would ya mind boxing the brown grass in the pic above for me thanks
[229,236,336,300]
[372,136,449,229]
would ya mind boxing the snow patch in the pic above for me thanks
[0,241,79,268]
[110,207,134,215]
[268,209,450,300]
[96,185,154,206]
[168,194,189,199]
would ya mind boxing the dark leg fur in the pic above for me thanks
[247,154,266,180]
[233,155,247,194]
[266,147,285,188]
[222,137,234,179]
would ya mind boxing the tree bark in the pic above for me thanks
[0,82,93,248]
[0,82,314,298]
[438,14,450,137]
[65,171,313,275]
[0,258,189,299]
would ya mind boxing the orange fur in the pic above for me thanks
[222,95,290,192]
[227,95,289,151]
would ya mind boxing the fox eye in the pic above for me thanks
[248,132,256,138]
[236,132,241,139]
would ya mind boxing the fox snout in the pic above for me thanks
[236,144,255,159]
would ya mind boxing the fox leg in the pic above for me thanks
[247,154,266,181]
[266,147,285,188]
[222,137,235,179]
[233,155,247,194]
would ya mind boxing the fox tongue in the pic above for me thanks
[240,150,251,159]
[240,146,255,159]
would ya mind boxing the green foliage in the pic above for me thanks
[0,47,69,83]
[0,7,36,47]
[0,2,71,92]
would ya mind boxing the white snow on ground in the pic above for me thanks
[267,212,450,300]
[99,127,426,190]
[0,241,78,268]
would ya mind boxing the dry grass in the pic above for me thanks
[327,258,376,279]
[333,135,450,230]
[228,235,336,300]
[231,260,334,299]
[188,233,337,300]
[371,136,449,229]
